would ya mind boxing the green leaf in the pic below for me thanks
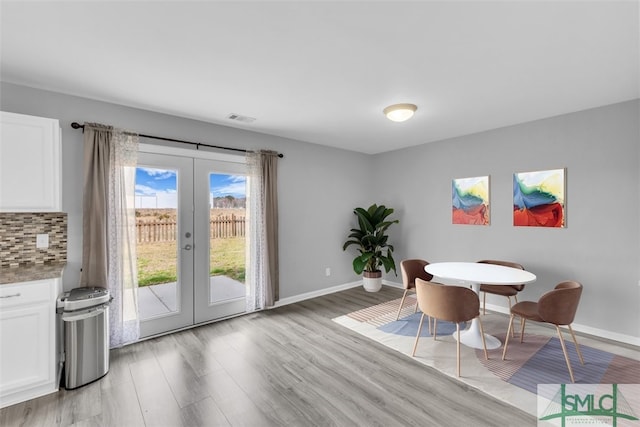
[354,208,374,233]
[371,205,386,222]
[353,252,373,274]
[347,231,364,239]
[343,240,360,251]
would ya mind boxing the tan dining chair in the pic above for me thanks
[477,260,526,315]
[502,281,584,383]
[411,279,488,377]
[397,259,433,320]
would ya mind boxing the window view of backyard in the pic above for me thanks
[135,207,246,287]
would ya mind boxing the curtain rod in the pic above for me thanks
[70,122,284,158]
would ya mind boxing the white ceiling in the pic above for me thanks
[1,1,638,154]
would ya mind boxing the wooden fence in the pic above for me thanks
[137,215,245,243]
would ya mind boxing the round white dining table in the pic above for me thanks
[424,262,536,350]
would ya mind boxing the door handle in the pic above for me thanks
[182,244,192,250]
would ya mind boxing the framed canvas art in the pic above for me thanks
[513,168,565,227]
[452,176,490,225]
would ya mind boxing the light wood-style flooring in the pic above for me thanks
[0,286,535,426]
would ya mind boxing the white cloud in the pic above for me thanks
[211,182,246,197]
[135,186,178,208]
[135,184,157,196]
[155,193,177,208]
[139,167,176,180]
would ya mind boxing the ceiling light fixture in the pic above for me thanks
[383,103,417,122]
[227,113,256,123]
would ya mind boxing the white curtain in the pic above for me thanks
[82,124,139,347]
[246,150,279,311]
[108,130,139,346]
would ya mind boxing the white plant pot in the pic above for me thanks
[362,271,382,292]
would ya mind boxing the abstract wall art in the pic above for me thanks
[513,168,565,227]
[452,176,490,225]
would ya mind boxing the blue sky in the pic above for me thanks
[135,167,246,208]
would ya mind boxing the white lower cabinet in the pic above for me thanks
[0,278,60,408]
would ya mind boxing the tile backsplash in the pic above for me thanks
[0,213,67,267]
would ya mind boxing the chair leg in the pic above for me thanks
[411,313,426,356]
[456,323,461,377]
[506,297,515,337]
[477,316,488,360]
[502,314,515,360]
[556,326,576,383]
[396,289,409,320]
[416,302,426,334]
[519,317,526,343]
[482,291,486,315]
[567,325,584,365]
[433,318,438,340]
[513,296,522,337]
[428,316,432,335]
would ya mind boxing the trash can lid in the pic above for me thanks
[63,287,111,311]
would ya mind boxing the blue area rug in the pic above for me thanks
[377,312,466,337]
[508,337,615,394]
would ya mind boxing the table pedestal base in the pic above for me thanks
[452,316,502,350]
[454,329,502,350]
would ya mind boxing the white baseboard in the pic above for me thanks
[484,302,640,347]
[274,280,362,307]
[275,279,407,308]
[382,279,403,289]
[483,303,513,317]
[570,323,640,347]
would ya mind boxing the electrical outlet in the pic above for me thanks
[325,267,331,277]
[36,233,49,249]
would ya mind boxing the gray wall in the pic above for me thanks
[373,100,640,339]
[0,82,373,299]
[2,82,639,340]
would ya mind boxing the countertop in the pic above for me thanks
[0,262,66,285]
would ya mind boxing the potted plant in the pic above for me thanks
[342,204,399,292]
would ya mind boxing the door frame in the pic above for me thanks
[137,143,247,338]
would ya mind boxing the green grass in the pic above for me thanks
[137,237,245,287]
[139,271,178,287]
[210,237,245,282]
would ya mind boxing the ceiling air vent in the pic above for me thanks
[227,113,256,123]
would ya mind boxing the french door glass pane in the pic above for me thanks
[135,166,179,320]
[208,173,246,304]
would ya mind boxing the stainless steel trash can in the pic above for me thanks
[58,287,111,389]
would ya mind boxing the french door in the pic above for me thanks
[136,149,247,338]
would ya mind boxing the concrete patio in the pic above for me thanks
[138,275,245,319]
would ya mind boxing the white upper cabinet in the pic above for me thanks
[0,111,62,212]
